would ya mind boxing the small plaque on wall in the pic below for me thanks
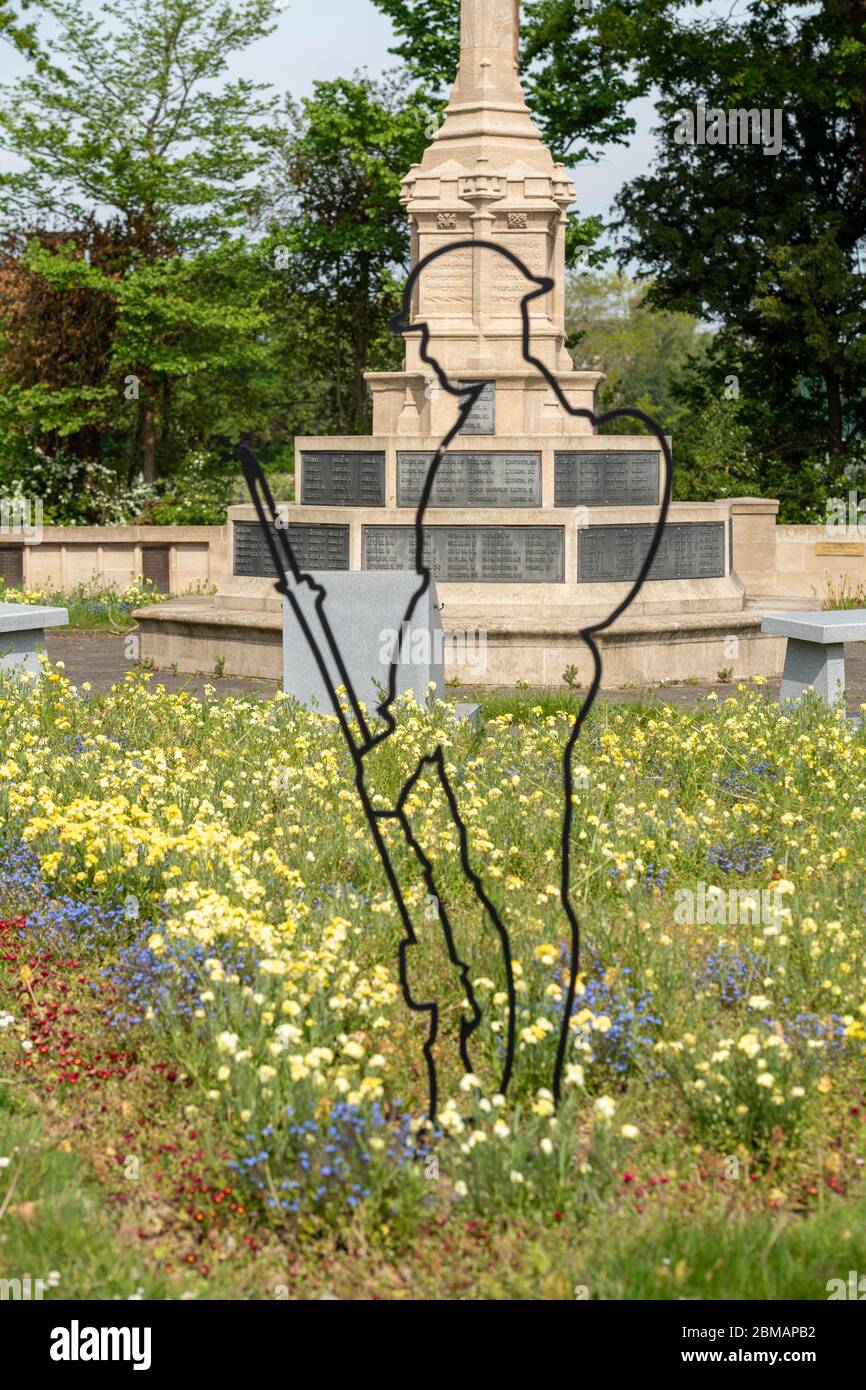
[397,452,541,507]
[555,451,660,507]
[363,525,564,582]
[815,541,865,556]
[458,382,496,435]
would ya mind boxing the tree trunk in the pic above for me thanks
[825,367,844,456]
[141,395,157,484]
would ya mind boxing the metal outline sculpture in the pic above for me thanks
[240,238,672,1120]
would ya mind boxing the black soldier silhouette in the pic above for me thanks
[241,239,672,1120]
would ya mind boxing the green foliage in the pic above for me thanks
[144,448,235,525]
[611,0,866,506]
[258,73,429,432]
[567,270,710,423]
[0,576,169,628]
[0,0,279,237]
[0,1118,178,1300]
[0,0,283,490]
[0,436,151,524]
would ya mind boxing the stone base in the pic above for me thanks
[134,597,786,689]
[0,602,69,677]
[282,572,444,710]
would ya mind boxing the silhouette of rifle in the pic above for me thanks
[239,446,515,1119]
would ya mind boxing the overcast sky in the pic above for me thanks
[0,0,658,231]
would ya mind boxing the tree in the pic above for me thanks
[0,0,282,483]
[259,73,429,433]
[566,269,710,424]
[610,0,866,510]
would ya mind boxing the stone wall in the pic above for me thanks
[724,497,866,602]
[0,525,228,595]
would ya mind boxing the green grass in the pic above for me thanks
[573,1200,866,1300]
[0,1107,177,1301]
[0,577,205,632]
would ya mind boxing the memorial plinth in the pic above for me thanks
[136,0,784,690]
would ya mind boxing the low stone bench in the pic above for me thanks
[0,602,69,677]
[761,610,866,707]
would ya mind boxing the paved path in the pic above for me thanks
[46,632,278,699]
[43,630,866,711]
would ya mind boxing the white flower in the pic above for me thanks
[0,1157,11,1169]
[453,1180,468,1198]
[620,1124,640,1140]
[216,1031,239,1055]
[509,1170,524,1185]
[540,1137,554,1156]
[594,1095,616,1121]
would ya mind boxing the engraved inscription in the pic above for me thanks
[234,521,350,576]
[419,236,472,310]
[491,233,546,309]
[458,381,496,435]
[363,525,564,582]
[577,523,726,583]
[300,451,385,507]
[555,452,660,507]
[397,451,540,507]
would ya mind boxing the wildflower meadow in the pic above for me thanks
[1,667,865,1299]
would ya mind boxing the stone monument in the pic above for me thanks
[136,0,778,689]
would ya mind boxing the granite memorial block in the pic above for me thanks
[0,602,69,677]
[283,572,445,710]
[761,610,866,708]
